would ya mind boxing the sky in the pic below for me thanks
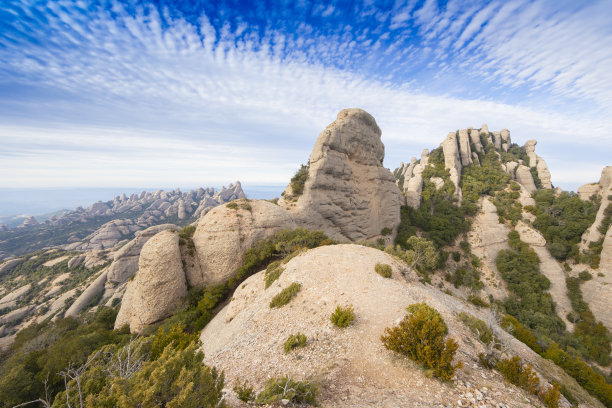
[1,0,612,200]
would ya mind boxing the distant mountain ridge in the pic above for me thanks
[0,182,245,259]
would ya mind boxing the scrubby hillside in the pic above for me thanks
[0,110,610,408]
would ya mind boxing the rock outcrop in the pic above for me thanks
[515,165,537,194]
[279,109,401,242]
[106,224,177,285]
[192,199,296,287]
[114,230,187,332]
[0,258,21,277]
[580,166,612,250]
[441,131,463,189]
[523,140,552,188]
[64,270,109,317]
[468,198,511,300]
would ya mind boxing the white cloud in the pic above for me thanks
[0,0,610,192]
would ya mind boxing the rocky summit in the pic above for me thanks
[279,108,402,243]
[1,109,611,408]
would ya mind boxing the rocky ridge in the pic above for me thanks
[395,126,552,207]
[0,183,245,259]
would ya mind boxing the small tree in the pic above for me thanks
[381,303,460,381]
[404,236,438,272]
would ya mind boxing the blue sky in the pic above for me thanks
[1,0,611,193]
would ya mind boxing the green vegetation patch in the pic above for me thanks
[381,303,460,381]
[178,224,196,240]
[233,379,255,403]
[496,231,566,340]
[289,163,309,197]
[461,145,511,215]
[531,189,599,261]
[493,190,522,226]
[458,312,493,345]
[225,201,239,210]
[330,305,355,328]
[565,276,610,366]
[264,261,285,288]
[270,282,302,308]
[284,333,307,353]
[255,376,317,405]
[374,263,392,278]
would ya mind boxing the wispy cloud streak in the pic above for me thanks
[0,0,610,191]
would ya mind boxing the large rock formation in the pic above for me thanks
[192,199,297,287]
[441,131,463,189]
[523,140,552,188]
[396,150,429,208]
[580,166,612,250]
[467,198,511,300]
[515,165,537,194]
[106,224,177,285]
[279,109,401,242]
[114,230,187,332]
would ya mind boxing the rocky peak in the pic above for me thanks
[279,108,401,242]
[395,125,556,207]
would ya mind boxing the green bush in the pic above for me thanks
[497,355,540,394]
[578,270,592,281]
[381,303,460,381]
[178,225,196,240]
[330,305,355,328]
[290,164,309,196]
[284,333,307,353]
[270,283,302,308]
[544,343,612,407]
[225,201,238,210]
[233,379,255,402]
[375,263,392,278]
[264,261,284,288]
[467,294,488,308]
[458,312,493,344]
[150,323,197,360]
[255,377,317,405]
[500,315,542,354]
[539,383,561,408]
[381,227,392,236]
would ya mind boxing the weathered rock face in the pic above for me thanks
[515,165,537,194]
[515,221,573,329]
[192,199,297,287]
[106,224,177,285]
[441,131,462,189]
[0,259,21,277]
[523,140,552,188]
[577,183,601,201]
[64,270,109,317]
[114,230,187,332]
[468,198,511,300]
[279,109,401,242]
[580,166,612,249]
